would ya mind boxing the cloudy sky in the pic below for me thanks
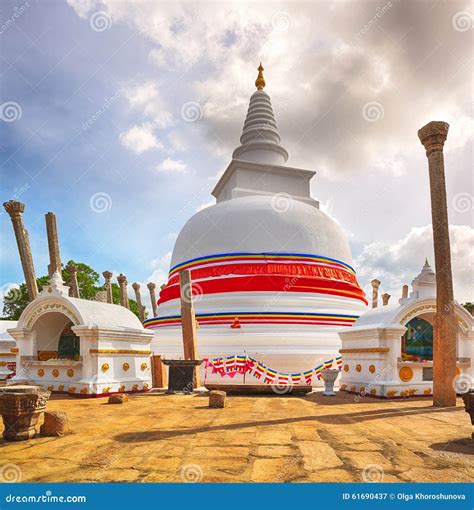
[0,0,473,313]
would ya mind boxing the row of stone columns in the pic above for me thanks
[370,279,391,308]
[2,200,160,324]
[101,271,158,322]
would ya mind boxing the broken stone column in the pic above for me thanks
[3,201,38,301]
[402,284,409,300]
[117,274,129,309]
[418,120,456,408]
[147,282,158,316]
[371,279,381,309]
[102,271,113,303]
[382,293,391,306]
[65,264,80,298]
[45,212,62,277]
[132,282,145,322]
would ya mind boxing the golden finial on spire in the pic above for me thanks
[255,62,265,90]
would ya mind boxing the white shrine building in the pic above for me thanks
[339,260,474,398]
[145,65,368,383]
[7,272,153,397]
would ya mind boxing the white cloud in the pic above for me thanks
[167,130,188,152]
[157,157,187,173]
[148,48,167,68]
[69,1,473,179]
[147,251,172,287]
[122,81,174,129]
[355,224,474,303]
[119,123,162,154]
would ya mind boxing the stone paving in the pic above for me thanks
[1,392,472,482]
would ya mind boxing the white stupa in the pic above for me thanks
[147,65,368,384]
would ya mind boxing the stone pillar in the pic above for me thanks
[418,120,456,408]
[45,212,62,277]
[102,271,113,304]
[3,201,38,301]
[147,282,158,317]
[117,274,129,309]
[371,279,381,309]
[381,293,391,306]
[65,264,80,298]
[402,284,409,300]
[179,270,200,386]
[132,283,145,322]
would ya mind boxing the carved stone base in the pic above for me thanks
[0,385,50,441]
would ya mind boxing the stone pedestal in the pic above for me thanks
[0,385,50,441]
[321,369,339,396]
[162,360,202,394]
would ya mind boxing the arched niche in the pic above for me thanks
[31,311,80,360]
[401,316,433,361]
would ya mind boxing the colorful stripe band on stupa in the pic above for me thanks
[158,251,367,306]
[168,251,356,278]
[143,311,360,329]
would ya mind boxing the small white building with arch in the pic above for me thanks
[338,261,474,398]
[7,273,153,397]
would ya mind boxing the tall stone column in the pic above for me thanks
[147,282,158,317]
[371,279,380,309]
[132,283,145,322]
[418,120,457,407]
[117,274,129,309]
[45,212,62,277]
[3,201,38,301]
[66,264,80,298]
[102,271,113,303]
[179,270,200,386]
[179,270,199,360]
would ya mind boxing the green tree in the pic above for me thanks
[62,260,100,300]
[462,302,473,315]
[2,261,146,321]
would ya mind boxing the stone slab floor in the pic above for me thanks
[1,392,473,483]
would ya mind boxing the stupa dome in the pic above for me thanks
[171,195,352,269]
[146,65,367,381]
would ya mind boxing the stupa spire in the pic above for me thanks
[232,64,288,165]
[255,62,265,90]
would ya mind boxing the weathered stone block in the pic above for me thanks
[108,394,129,404]
[40,411,69,437]
[209,390,226,408]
